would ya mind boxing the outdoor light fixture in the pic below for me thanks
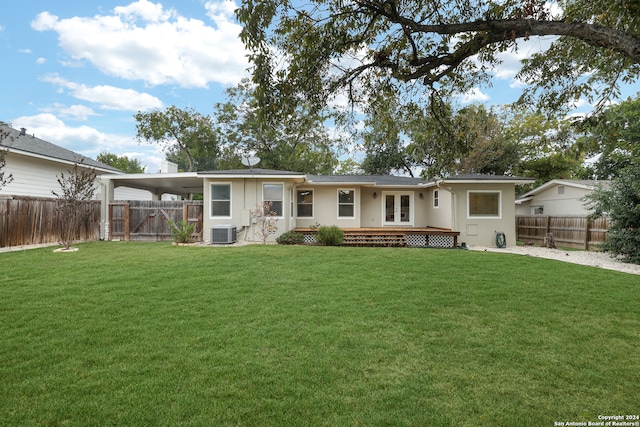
[373,192,377,199]
[419,193,424,199]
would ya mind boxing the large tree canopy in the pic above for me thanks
[577,95,640,179]
[134,106,220,172]
[237,0,639,115]
[213,79,341,174]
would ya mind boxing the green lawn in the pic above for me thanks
[1,242,638,426]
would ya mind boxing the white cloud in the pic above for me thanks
[31,0,249,88]
[19,48,33,54]
[12,114,162,170]
[460,88,490,103]
[41,103,99,121]
[36,57,46,65]
[41,74,163,111]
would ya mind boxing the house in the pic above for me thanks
[99,169,533,247]
[0,124,122,198]
[0,124,171,202]
[515,179,610,216]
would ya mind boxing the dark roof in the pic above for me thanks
[198,168,305,176]
[0,124,121,173]
[443,173,533,181]
[307,174,425,186]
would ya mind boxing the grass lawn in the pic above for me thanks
[1,242,638,426]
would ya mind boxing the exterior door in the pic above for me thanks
[383,192,412,226]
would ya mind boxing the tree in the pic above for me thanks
[584,166,640,264]
[576,95,640,179]
[0,123,14,189]
[134,106,220,172]
[237,0,639,117]
[213,79,340,174]
[52,161,97,250]
[96,152,146,174]
[504,109,586,188]
[359,87,417,176]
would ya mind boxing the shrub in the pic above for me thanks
[315,225,344,246]
[168,220,196,244]
[276,231,305,245]
[584,166,640,264]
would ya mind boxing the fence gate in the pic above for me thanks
[109,200,203,242]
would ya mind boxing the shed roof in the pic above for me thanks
[0,124,121,173]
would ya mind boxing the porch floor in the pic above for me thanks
[293,227,460,248]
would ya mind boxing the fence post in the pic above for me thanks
[546,215,551,236]
[584,217,591,250]
[124,203,131,241]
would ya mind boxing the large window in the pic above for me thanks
[211,183,231,217]
[263,183,284,217]
[338,189,355,218]
[468,191,501,218]
[297,189,313,217]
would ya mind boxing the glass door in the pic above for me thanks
[383,192,412,225]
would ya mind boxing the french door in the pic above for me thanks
[383,192,413,226]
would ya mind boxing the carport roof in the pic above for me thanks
[100,172,203,196]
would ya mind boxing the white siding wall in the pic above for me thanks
[0,152,111,199]
[523,185,592,216]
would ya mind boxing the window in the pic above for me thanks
[263,183,284,217]
[338,189,355,218]
[433,190,439,208]
[297,189,313,217]
[211,183,231,217]
[468,191,501,218]
[558,185,565,195]
[532,206,544,215]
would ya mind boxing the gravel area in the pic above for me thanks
[470,245,640,276]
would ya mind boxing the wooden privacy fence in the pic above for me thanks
[516,215,610,250]
[0,196,101,248]
[109,200,203,242]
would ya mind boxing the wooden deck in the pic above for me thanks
[293,227,460,248]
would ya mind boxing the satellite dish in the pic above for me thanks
[240,156,261,168]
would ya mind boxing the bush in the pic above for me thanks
[584,166,640,264]
[168,220,196,244]
[276,231,305,245]
[315,225,344,246]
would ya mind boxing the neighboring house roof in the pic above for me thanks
[516,179,610,203]
[0,124,121,173]
[198,168,306,178]
[306,174,425,187]
[430,174,535,185]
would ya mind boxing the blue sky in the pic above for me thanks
[1,1,635,172]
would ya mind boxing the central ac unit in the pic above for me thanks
[211,224,237,244]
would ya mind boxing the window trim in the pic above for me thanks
[337,188,356,219]
[296,188,314,218]
[433,189,439,208]
[467,190,502,219]
[263,182,285,219]
[210,182,232,219]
